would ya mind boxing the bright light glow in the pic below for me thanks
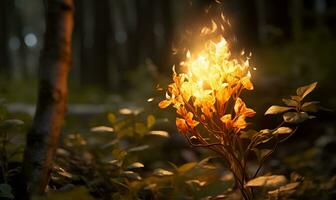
[159,20,255,134]
[24,33,38,47]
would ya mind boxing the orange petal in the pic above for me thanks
[241,77,253,90]
[243,108,256,117]
[176,118,189,133]
[234,98,244,114]
[176,106,187,116]
[234,115,247,130]
[159,100,171,108]
[220,114,232,123]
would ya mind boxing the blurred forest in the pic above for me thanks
[0,0,336,199]
[1,0,336,102]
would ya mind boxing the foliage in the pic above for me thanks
[51,109,234,199]
[158,21,321,199]
[0,102,25,199]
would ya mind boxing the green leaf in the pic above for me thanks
[153,168,174,177]
[112,149,127,160]
[147,130,169,137]
[246,175,287,188]
[105,159,122,167]
[147,115,156,128]
[268,182,300,197]
[90,126,114,133]
[122,171,142,181]
[290,95,301,102]
[107,113,117,124]
[127,162,144,170]
[110,178,129,189]
[197,156,216,169]
[296,82,317,99]
[273,127,292,135]
[128,145,149,152]
[1,119,24,126]
[0,119,24,130]
[301,101,319,112]
[260,129,273,134]
[0,184,14,199]
[186,180,207,187]
[282,98,298,107]
[177,162,197,174]
[119,108,133,115]
[254,149,272,161]
[265,106,293,115]
[283,112,309,123]
[32,186,94,200]
[135,123,147,134]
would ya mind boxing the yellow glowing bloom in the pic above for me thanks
[159,23,255,135]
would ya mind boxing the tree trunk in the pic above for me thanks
[22,0,74,195]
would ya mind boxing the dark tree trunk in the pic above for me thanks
[22,0,74,195]
[0,0,10,78]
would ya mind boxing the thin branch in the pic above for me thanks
[253,136,279,178]
[279,127,298,143]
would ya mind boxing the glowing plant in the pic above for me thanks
[159,20,319,199]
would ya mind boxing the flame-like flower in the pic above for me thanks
[159,21,255,137]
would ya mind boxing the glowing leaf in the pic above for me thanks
[153,168,174,177]
[265,106,293,115]
[90,126,114,133]
[246,175,287,188]
[283,112,309,123]
[129,145,149,152]
[296,82,317,99]
[301,101,319,112]
[119,108,133,115]
[127,162,144,170]
[148,130,169,137]
[122,171,141,181]
[282,98,297,107]
[274,127,292,135]
[290,95,301,102]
